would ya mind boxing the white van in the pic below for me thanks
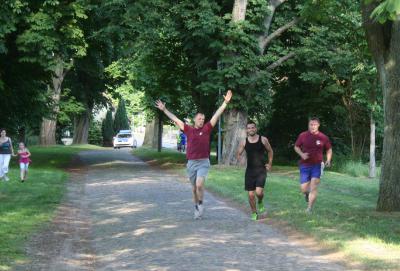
[113,130,137,149]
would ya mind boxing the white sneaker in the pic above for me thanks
[305,207,312,214]
[4,175,9,181]
[194,206,201,220]
[198,204,204,218]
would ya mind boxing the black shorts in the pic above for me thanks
[245,167,267,191]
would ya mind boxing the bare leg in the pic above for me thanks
[248,191,257,213]
[255,187,264,203]
[196,177,205,203]
[308,178,320,209]
[192,184,198,204]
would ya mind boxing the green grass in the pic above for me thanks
[334,160,381,178]
[133,147,400,270]
[0,144,102,270]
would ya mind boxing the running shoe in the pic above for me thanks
[194,205,201,220]
[198,204,204,218]
[251,212,258,221]
[305,207,312,214]
[258,200,266,214]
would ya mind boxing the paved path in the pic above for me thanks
[15,149,347,271]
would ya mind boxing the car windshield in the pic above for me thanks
[117,134,132,138]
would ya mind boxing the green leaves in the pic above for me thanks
[16,1,88,70]
[367,0,400,23]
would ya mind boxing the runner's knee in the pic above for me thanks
[300,184,309,193]
[248,191,255,200]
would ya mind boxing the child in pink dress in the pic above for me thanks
[18,142,31,182]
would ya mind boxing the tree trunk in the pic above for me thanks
[369,111,376,178]
[39,59,66,146]
[362,5,400,211]
[143,116,160,149]
[157,113,163,152]
[73,107,91,144]
[221,109,247,165]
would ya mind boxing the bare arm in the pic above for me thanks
[210,90,233,127]
[294,145,309,160]
[262,137,274,171]
[325,148,333,167]
[236,139,246,161]
[155,100,184,130]
[9,138,16,156]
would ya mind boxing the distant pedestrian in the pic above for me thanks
[18,142,31,182]
[177,132,182,152]
[0,128,16,181]
[179,130,186,152]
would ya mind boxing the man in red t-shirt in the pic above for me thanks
[155,90,233,219]
[294,117,332,213]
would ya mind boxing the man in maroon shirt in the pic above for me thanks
[155,90,233,219]
[294,117,332,213]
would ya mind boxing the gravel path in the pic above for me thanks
[15,149,347,271]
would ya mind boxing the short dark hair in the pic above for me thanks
[309,117,320,123]
[194,112,205,118]
[247,120,256,127]
[0,128,6,133]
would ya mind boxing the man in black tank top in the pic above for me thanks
[237,121,274,221]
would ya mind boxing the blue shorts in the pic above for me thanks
[299,164,321,184]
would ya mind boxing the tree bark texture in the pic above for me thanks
[362,4,400,211]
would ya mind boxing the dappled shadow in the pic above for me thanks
[75,150,347,271]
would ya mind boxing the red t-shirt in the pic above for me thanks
[184,122,213,160]
[295,131,332,166]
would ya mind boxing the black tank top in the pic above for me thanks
[0,139,11,154]
[245,135,266,169]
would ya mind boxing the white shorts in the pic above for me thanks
[20,163,29,171]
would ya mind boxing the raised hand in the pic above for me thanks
[155,100,166,111]
[223,90,233,103]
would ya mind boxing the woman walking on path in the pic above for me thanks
[18,142,31,182]
[0,128,16,181]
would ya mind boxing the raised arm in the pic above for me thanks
[155,100,185,130]
[210,90,233,127]
[236,139,246,161]
[262,137,274,171]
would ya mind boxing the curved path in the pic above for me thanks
[15,149,347,271]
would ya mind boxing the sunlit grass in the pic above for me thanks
[0,144,103,270]
[133,147,400,270]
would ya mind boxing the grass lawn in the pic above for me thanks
[0,144,102,271]
[133,147,400,270]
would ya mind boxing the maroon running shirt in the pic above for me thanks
[295,131,332,166]
[184,122,213,160]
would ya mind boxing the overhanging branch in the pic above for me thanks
[259,17,300,54]
[267,52,295,71]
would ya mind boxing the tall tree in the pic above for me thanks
[114,98,130,132]
[17,0,88,145]
[101,110,114,146]
[362,0,400,211]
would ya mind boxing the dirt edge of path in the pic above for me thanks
[13,154,96,271]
